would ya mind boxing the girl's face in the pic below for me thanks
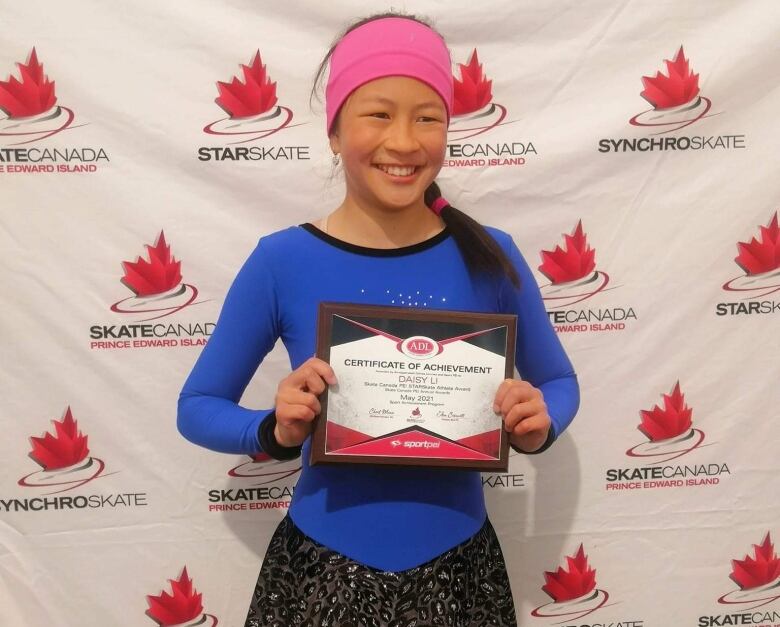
[329,76,447,214]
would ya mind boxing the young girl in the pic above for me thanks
[178,13,579,626]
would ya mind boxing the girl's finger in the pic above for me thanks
[511,413,547,438]
[499,382,535,417]
[278,389,321,415]
[503,401,536,432]
[278,404,317,423]
[303,369,327,395]
[493,378,515,412]
[303,357,338,386]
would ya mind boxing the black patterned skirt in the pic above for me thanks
[244,515,517,627]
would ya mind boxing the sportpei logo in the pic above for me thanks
[389,438,439,450]
[404,440,439,449]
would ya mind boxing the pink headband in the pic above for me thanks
[325,17,453,134]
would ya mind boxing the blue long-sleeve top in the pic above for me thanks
[178,223,579,571]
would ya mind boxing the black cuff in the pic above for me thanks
[510,427,556,456]
[257,411,303,461]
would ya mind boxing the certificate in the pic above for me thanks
[310,303,516,471]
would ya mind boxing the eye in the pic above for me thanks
[369,112,390,119]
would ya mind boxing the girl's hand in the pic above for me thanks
[274,357,337,448]
[493,379,551,453]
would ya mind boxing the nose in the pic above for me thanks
[383,117,420,154]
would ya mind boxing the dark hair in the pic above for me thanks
[313,12,521,289]
[425,183,520,288]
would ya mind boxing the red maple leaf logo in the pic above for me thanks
[121,231,183,297]
[215,51,278,119]
[29,407,89,471]
[543,544,597,602]
[638,382,692,442]
[735,213,780,276]
[453,49,493,116]
[539,221,596,284]
[146,567,204,626]
[0,48,57,119]
[730,533,780,590]
[640,46,700,110]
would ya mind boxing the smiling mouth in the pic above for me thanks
[374,164,419,177]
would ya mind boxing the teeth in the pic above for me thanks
[377,165,416,177]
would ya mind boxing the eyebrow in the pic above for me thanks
[361,96,444,111]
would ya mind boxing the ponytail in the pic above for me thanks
[425,182,521,289]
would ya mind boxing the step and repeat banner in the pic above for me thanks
[2,1,779,625]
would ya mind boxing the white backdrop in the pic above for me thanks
[2,1,780,625]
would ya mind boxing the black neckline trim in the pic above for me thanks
[300,223,450,257]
